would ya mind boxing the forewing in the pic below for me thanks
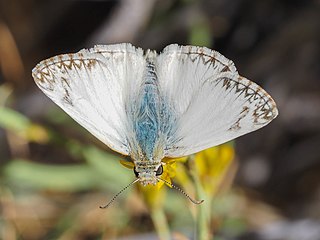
[156,45,278,157]
[32,43,145,155]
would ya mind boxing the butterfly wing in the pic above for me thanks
[32,43,146,155]
[156,44,278,157]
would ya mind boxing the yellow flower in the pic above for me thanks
[159,157,187,188]
[194,143,235,196]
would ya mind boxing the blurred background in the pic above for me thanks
[0,0,320,239]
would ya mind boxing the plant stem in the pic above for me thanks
[151,208,171,240]
[193,172,212,240]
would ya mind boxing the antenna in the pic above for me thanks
[99,178,139,209]
[157,177,204,205]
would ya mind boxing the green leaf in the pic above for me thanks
[3,159,101,191]
[0,107,31,132]
[82,146,133,190]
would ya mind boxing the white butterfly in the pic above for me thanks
[32,43,278,189]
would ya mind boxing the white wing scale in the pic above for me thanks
[33,43,278,159]
[156,45,278,157]
[32,43,146,155]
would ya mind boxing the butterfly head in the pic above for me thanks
[100,158,204,208]
[133,163,163,186]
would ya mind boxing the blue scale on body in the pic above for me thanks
[135,61,161,160]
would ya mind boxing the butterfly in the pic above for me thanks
[32,43,278,206]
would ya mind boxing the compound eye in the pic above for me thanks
[155,165,163,176]
[133,167,139,178]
